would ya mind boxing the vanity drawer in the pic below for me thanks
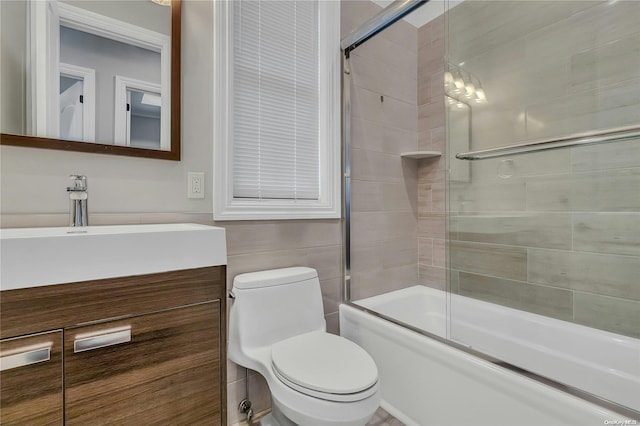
[0,266,224,339]
[0,330,64,425]
[64,301,221,425]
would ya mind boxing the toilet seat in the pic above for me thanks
[271,331,378,402]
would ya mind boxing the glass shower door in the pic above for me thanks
[446,0,640,412]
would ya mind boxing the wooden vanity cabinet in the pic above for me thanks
[0,331,64,425]
[0,266,226,425]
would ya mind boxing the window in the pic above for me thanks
[214,0,340,220]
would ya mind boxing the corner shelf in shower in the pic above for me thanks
[400,151,442,159]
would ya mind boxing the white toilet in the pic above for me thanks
[228,267,380,426]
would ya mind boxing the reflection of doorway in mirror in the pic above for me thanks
[59,76,83,141]
[59,63,95,142]
[127,89,162,150]
[114,76,164,150]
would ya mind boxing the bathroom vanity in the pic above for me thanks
[0,224,227,425]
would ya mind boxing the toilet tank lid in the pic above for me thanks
[233,267,318,290]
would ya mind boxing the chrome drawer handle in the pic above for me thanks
[74,327,131,353]
[0,346,51,372]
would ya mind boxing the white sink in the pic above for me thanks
[0,224,227,291]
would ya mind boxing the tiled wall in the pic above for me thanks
[345,0,420,301]
[417,15,447,291]
[445,1,640,338]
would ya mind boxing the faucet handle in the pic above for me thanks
[67,175,87,191]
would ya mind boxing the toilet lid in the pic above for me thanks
[271,331,378,395]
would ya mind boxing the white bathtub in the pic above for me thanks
[340,286,639,425]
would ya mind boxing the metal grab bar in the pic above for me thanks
[455,125,640,160]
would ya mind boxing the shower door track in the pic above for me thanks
[343,301,640,420]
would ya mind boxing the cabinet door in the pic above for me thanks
[0,330,64,425]
[65,301,221,425]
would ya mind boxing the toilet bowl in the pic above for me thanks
[228,267,380,426]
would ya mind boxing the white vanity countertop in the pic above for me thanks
[0,223,227,291]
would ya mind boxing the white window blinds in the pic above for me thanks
[232,0,320,200]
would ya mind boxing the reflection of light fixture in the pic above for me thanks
[453,71,465,93]
[151,0,171,6]
[445,62,488,105]
[464,82,476,98]
[141,93,162,107]
[444,71,454,88]
[474,88,487,104]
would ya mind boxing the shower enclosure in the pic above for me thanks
[340,0,639,422]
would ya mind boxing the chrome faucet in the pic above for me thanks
[67,175,88,227]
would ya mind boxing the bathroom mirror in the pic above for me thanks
[0,0,181,160]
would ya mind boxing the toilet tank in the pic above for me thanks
[228,267,326,360]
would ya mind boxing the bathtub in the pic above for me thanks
[340,286,639,425]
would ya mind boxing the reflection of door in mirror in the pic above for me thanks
[59,63,95,142]
[114,77,165,150]
[128,90,161,149]
[59,76,83,141]
[127,88,162,150]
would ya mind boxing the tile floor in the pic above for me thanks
[237,406,402,426]
[366,407,404,426]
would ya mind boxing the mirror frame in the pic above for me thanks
[0,0,181,161]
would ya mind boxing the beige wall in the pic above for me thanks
[345,0,420,301]
[417,15,447,291]
[345,2,450,298]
